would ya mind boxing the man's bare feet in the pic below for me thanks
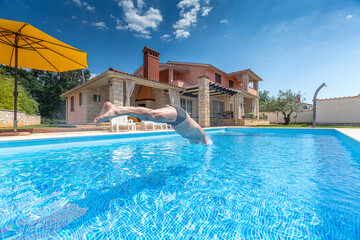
[94,102,117,124]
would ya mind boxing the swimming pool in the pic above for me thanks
[0,128,359,239]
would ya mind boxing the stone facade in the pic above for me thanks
[242,73,249,91]
[85,86,109,124]
[109,78,124,107]
[153,88,170,108]
[198,75,210,127]
[0,109,40,127]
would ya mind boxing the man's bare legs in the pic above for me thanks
[94,102,207,145]
[94,102,177,124]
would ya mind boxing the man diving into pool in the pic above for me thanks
[94,102,207,145]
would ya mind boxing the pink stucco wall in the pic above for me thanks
[135,63,256,94]
[67,91,86,125]
[159,69,169,83]
[170,64,241,90]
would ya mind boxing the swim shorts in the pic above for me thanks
[167,105,187,126]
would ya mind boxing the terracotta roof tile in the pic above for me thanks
[61,70,109,96]
[109,68,183,89]
[227,69,251,75]
[61,67,184,96]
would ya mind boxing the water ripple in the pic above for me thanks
[0,132,359,239]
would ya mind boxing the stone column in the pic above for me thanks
[109,78,124,106]
[253,81,258,91]
[198,75,210,127]
[234,94,241,125]
[174,91,181,107]
[252,99,256,115]
[242,73,249,91]
[240,95,245,119]
[256,99,260,119]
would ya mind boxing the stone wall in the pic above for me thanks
[85,86,109,123]
[262,111,313,124]
[153,88,170,108]
[263,97,360,126]
[0,109,41,127]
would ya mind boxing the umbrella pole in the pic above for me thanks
[13,34,19,132]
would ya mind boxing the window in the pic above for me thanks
[186,99,193,117]
[229,80,234,88]
[180,98,193,117]
[93,94,100,102]
[70,96,75,112]
[212,100,224,117]
[215,73,222,84]
[230,103,233,111]
[79,92,84,106]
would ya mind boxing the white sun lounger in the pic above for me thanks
[110,115,136,132]
[141,120,168,131]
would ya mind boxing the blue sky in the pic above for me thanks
[1,0,360,102]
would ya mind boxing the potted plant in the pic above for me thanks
[261,113,268,120]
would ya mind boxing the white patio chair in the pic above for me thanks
[110,115,136,132]
[141,120,168,131]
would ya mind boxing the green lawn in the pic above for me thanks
[0,125,56,130]
[253,124,360,128]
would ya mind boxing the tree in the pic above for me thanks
[0,65,90,119]
[0,73,39,115]
[259,90,271,106]
[261,90,304,125]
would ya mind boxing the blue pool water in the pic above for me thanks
[0,128,359,239]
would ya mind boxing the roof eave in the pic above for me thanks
[61,70,113,98]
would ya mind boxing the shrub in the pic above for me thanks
[0,73,39,115]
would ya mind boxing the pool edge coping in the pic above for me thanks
[0,127,359,143]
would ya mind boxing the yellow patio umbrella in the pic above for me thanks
[0,18,88,132]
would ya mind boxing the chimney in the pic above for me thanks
[143,46,159,80]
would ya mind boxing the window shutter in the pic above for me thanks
[215,73,222,84]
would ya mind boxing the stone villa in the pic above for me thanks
[61,47,267,127]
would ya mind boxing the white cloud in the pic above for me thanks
[137,0,145,8]
[173,0,201,39]
[92,22,107,29]
[90,73,98,79]
[202,6,212,16]
[72,0,95,12]
[71,16,76,19]
[86,5,95,12]
[346,14,353,20]
[116,0,163,39]
[135,33,151,39]
[220,19,229,23]
[173,0,212,39]
[174,29,190,39]
[81,20,88,24]
[56,29,62,33]
[161,34,172,42]
[73,0,81,7]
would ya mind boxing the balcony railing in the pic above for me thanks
[219,83,258,96]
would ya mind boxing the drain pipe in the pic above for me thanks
[313,83,327,128]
